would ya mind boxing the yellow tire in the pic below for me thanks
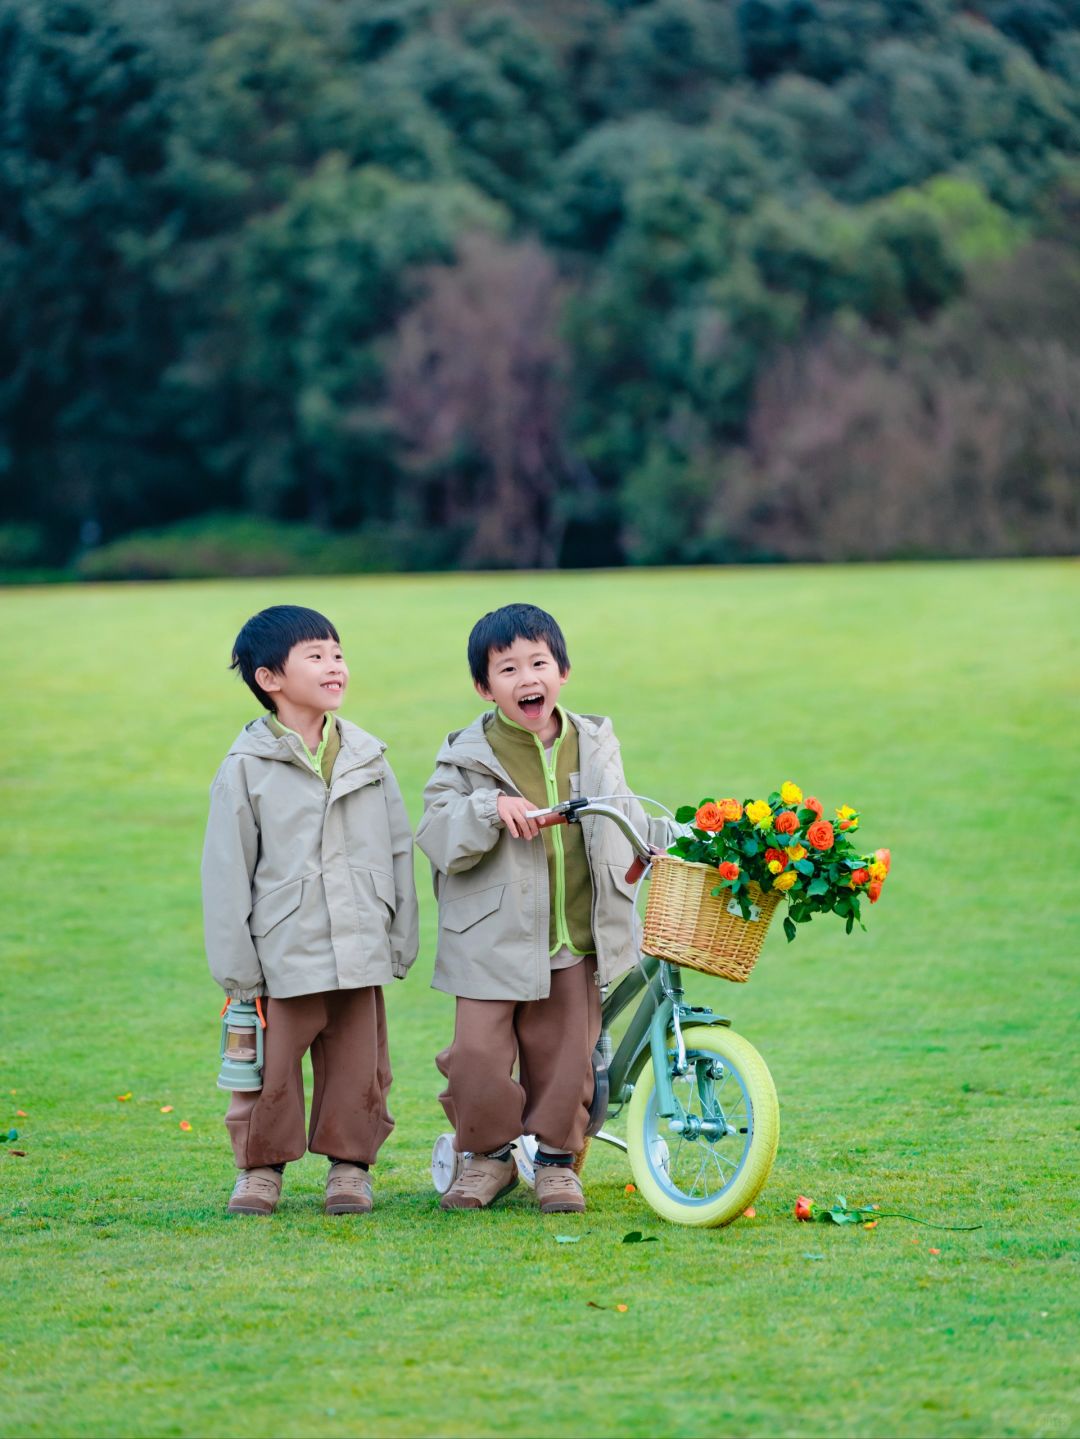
[626,1025,779,1227]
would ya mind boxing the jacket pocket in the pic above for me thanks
[249,878,303,937]
[441,883,506,934]
[371,868,397,915]
[604,862,640,903]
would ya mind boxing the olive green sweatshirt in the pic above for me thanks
[486,707,595,958]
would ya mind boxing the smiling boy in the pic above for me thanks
[202,605,418,1217]
[416,603,663,1214]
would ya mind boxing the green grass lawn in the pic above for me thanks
[1,561,1077,1439]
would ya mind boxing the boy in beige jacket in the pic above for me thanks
[416,603,667,1215]
[202,605,418,1217]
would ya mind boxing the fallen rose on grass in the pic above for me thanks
[793,1195,981,1231]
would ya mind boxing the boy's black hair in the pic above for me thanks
[468,603,570,688]
[230,605,340,712]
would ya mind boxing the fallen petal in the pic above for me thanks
[863,1220,878,1230]
[624,1183,636,1194]
[15,1110,27,1118]
[616,1304,628,1313]
[8,1149,27,1157]
[160,1105,174,1114]
[179,1120,192,1132]
[116,1093,132,1102]
[743,1207,757,1219]
[929,1247,941,1256]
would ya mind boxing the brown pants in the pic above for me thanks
[437,959,602,1156]
[225,988,393,1169]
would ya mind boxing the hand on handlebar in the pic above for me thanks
[497,794,542,840]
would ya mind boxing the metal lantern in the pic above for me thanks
[217,999,264,1091]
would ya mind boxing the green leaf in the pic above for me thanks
[845,912,855,934]
[621,1231,658,1244]
[807,877,829,896]
[794,859,814,875]
[674,806,697,824]
[697,797,716,809]
[783,916,797,943]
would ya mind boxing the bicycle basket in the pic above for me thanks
[641,856,782,982]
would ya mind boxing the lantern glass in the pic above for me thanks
[224,1024,257,1063]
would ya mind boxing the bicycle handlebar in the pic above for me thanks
[523,798,656,884]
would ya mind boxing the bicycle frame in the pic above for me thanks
[525,798,733,1134]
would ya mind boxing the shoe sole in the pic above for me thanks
[539,1202,586,1214]
[227,1205,275,1216]
[440,1172,519,1211]
[325,1201,373,1215]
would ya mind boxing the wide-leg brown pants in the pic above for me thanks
[436,959,602,1156]
[225,987,393,1169]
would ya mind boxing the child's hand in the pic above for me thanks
[497,795,541,840]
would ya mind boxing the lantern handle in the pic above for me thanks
[255,996,267,1029]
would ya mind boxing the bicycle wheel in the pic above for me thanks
[626,1025,778,1227]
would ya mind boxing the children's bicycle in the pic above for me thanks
[431,797,780,1227]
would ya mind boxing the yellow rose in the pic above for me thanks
[836,804,859,831]
[746,799,772,827]
[780,781,803,806]
[789,844,808,862]
[869,860,887,882]
[767,859,783,874]
[773,870,797,891]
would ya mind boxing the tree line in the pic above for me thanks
[2,0,1079,576]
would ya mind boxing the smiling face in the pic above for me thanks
[255,635,349,721]
[476,636,569,742]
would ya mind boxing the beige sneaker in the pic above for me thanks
[227,1166,282,1216]
[439,1152,518,1210]
[534,1164,586,1214]
[325,1162,373,1215]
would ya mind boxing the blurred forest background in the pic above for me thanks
[2,0,1079,579]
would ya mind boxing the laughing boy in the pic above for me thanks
[416,603,668,1215]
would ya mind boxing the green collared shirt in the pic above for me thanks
[266,713,341,787]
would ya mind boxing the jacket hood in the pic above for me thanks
[434,708,617,772]
[228,714,386,768]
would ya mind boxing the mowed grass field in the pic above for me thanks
[1,561,1077,1439]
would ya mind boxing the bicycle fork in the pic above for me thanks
[647,964,734,1139]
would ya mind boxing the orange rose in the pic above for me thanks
[764,847,788,868]
[718,861,740,881]
[694,802,724,832]
[795,1195,815,1221]
[868,878,884,903]
[874,847,891,874]
[717,798,743,823]
[850,867,870,887]
[807,819,835,851]
[774,810,798,835]
[803,796,823,818]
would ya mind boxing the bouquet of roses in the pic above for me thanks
[668,781,890,943]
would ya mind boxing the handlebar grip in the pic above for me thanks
[533,812,568,829]
[624,855,649,884]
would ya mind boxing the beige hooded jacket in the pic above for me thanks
[202,716,418,1000]
[415,709,672,1002]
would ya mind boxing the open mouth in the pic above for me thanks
[322,681,343,692]
[517,692,545,719]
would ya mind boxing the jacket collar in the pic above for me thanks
[435,708,618,783]
[228,714,385,775]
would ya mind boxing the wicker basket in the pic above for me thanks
[641,855,782,982]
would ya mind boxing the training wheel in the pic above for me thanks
[431,1133,466,1195]
[513,1134,539,1188]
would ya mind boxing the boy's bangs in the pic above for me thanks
[468,603,569,685]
